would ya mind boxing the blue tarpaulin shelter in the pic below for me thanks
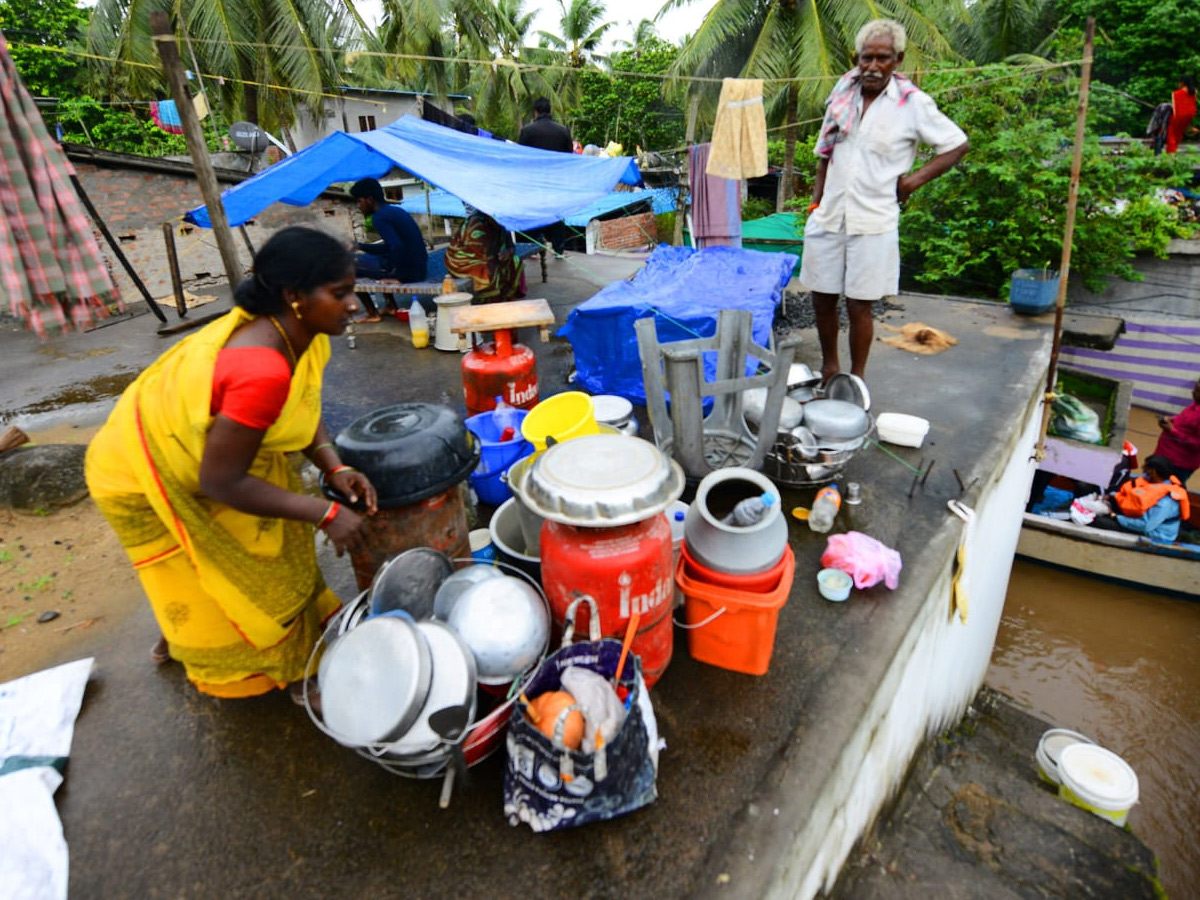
[185,115,641,232]
[398,186,677,227]
[558,246,798,404]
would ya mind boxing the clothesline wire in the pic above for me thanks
[15,41,1086,112]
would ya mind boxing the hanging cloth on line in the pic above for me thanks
[689,143,741,249]
[150,100,184,134]
[706,78,767,180]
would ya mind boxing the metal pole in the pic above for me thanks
[1035,17,1095,461]
[150,12,243,289]
[69,173,167,322]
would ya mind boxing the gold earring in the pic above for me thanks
[291,301,303,320]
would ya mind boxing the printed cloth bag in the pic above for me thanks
[504,597,659,832]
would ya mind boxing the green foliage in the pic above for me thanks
[571,39,685,152]
[654,211,676,243]
[900,64,1195,298]
[741,196,774,222]
[0,0,87,97]
[52,96,194,156]
[1057,0,1200,133]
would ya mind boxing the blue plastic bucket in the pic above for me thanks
[1008,268,1060,315]
[465,410,535,506]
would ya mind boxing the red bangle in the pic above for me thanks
[317,501,341,530]
[326,464,356,478]
[807,202,820,214]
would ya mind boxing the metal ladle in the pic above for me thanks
[429,704,471,808]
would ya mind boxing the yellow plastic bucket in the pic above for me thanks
[520,392,598,451]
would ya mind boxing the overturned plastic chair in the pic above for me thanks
[635,309,798,479]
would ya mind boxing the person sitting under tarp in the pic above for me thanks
[445,206,527,303]
[350,178,428,283]
[1092,455,1191,543]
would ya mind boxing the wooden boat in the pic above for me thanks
[1018,365,1200,597]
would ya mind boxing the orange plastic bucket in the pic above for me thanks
[676,545,794,676]
[681,541,787,593]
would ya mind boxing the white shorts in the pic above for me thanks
[799,221,899,300]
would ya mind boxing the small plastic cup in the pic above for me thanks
[469,528,497,563]
[817,568,852,602]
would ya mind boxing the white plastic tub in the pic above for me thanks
[1035,728,1094,785]
[876,412,930,448]
[1057,743,1139,826]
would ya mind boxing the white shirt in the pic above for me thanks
[810,77,967,236]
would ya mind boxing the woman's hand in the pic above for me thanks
[323,505,371,557]
[328,467,378,514]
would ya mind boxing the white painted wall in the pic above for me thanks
[768,389,1044,900]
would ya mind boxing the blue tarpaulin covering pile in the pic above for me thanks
[558,245,798,404]
[185,115,641,232]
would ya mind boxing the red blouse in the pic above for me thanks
[210,346,292,430]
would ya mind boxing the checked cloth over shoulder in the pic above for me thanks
[0,30,121,336]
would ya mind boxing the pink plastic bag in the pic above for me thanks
[821,532,902,590]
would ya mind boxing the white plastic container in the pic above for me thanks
[817,567,852,602]
[1057,743,1139,826]
[433,292,471,351]
[876,412,930,448]
[668,499,688,607]
[1035,728,1094,785]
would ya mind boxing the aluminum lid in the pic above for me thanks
[520,434,685,526]
[319,614,432,747]
[591,394,633,426]
[824,373,872,411]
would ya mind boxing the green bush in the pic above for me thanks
[900,64,1195,298]
[741,196,774,222]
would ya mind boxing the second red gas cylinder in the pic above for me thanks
[539,514,675,688]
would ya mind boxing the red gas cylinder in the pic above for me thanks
[462,328,538,416]
[539,514,674,688]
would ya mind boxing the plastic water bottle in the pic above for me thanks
[442,273,455,294]
[808,484,841,533]
[721,492,777,526]
[409,300,429,348]
[493,395,518,438]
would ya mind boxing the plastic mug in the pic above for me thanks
[470,528,497,562]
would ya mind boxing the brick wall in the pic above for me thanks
[596,212,657,252]
[72,162,358,302]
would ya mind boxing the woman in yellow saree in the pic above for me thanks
[86,227,377,699]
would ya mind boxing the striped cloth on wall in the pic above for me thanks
[1060,317,1200,414]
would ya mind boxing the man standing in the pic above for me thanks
[1153,376,1200,484]
[349,177,428,284]
[518,97,572,257]
[800,19,968,382]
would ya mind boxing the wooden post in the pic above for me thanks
[150,12,242,289]
[162,222,186,317]
[673,95,699,247]
[1035,17,1095,462]
[69,174,167,323]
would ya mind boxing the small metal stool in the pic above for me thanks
[635,309,798,479]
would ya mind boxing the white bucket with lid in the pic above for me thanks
[590,394,638,436]
[1057,743,1139,826]
[1035,728,1094,785]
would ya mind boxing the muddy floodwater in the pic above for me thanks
[988,560,1200,897]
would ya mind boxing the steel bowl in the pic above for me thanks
[368,548,454,620]
[823,373,871,411]
[518,434,685,527]
[433,564,505,621]
[802,399,870,441]
[446,575,550,685]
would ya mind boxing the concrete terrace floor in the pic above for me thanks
[0,252,1135,899]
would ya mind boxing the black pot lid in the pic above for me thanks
[331,403,480,508]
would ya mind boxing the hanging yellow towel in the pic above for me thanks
[707,79,768,180]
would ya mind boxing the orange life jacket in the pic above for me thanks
[1112,475,1191,521]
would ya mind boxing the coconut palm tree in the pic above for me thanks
[86,0,369,136]
[660,0,962,209]
[536,0,613,109]
[468,0,556,136]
